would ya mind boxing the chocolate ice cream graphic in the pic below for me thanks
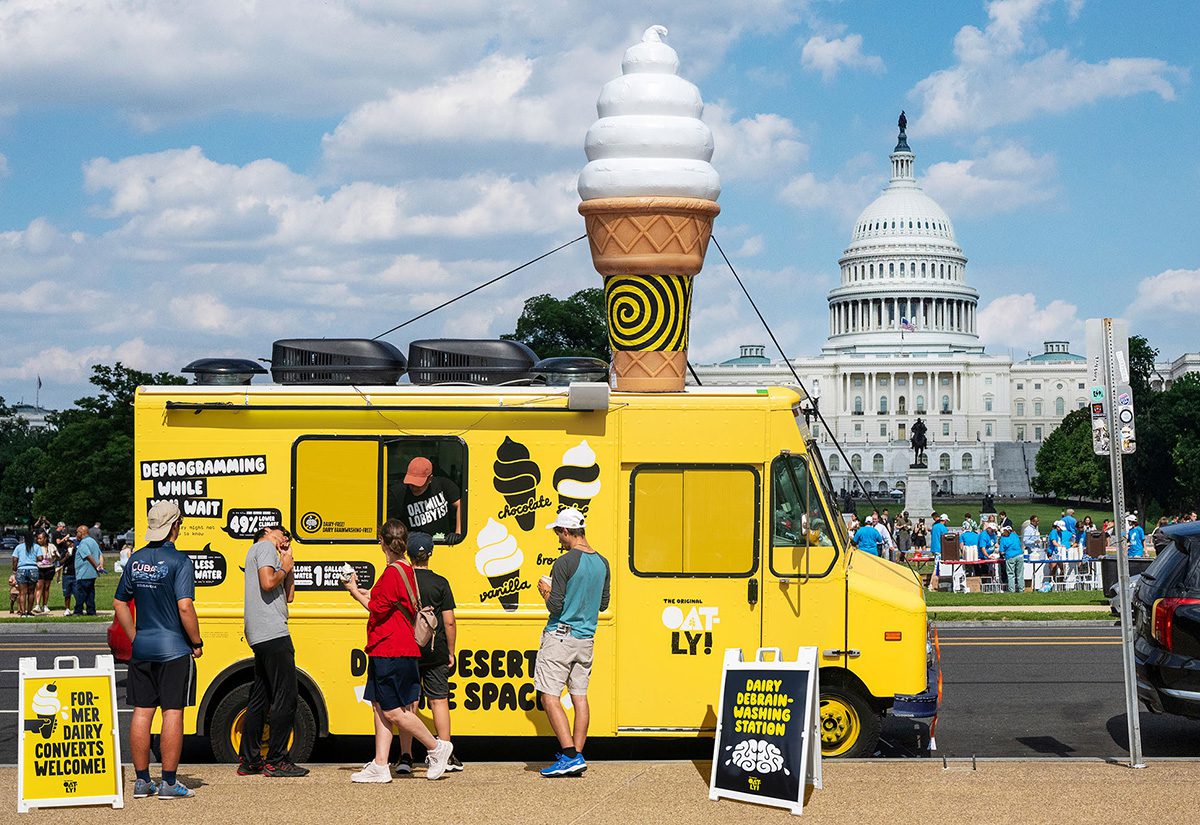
[25,682,61,740]
[493,436,541,531]
[475,518,525,612]
[553,440,601,514]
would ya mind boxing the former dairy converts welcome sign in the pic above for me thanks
[17,655,123,813]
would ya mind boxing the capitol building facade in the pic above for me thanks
[695,119,1199,498]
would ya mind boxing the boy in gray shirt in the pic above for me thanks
[238,526,307,777]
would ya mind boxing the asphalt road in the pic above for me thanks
[5,625,1200,763]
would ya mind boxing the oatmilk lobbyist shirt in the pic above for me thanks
[394,477,460,537]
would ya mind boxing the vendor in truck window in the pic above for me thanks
[389,457,463,543]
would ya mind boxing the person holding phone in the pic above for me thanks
[342,519,453,782]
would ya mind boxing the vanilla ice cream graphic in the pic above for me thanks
[475,518,525,612]
[553,440,601,513]
[27,682,62,740]
[492,436,541,531]
[578,25,720,392]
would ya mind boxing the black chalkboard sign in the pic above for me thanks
[708,647,821,815]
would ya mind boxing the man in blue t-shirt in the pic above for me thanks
[535,508,610,778]
[114,501,202,800]
[1127,515,1146,557]
[72,524,105,616]
[851,516,882,557]
[927,514,950,592]
[999,524,1025,592]
[1062,510,1077,545]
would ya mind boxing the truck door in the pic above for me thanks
[616,464,762,733]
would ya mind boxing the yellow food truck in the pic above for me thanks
[130,343,937,760]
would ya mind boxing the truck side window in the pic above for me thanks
[630,466,759,577]
[769,455,838,578]
[384,438,468,544]
[293,437,383,543]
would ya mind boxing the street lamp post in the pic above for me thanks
[24,485,35,535]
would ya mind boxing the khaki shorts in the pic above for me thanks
[534,628,594,696]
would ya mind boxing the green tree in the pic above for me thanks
[1033,407,1108,501]
[31,363,185,530]
[0,397,52,526]
[501,288,610,360]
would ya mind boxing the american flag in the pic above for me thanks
[900,317,916,332]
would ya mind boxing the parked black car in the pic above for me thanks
[1134,521,1200,718]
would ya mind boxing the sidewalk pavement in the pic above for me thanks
[3,760,1192,824]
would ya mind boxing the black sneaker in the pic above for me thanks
[445,754,464,772]
[393,753,413,775]
[236,759,264,776]
[263,761,310,778]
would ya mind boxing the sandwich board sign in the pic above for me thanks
[709,647,822,816]
[17,656,123,813]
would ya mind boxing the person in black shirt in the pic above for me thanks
[394,533,462,774]
[390,457,462,542]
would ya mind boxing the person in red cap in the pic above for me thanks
[390,457,462,542]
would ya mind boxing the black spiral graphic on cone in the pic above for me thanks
[605,274,693,352]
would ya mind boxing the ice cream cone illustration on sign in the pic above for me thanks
[554,440,601,513]
[578,25,720,392]
[26,682,62,740]
[475,518,525,612]
[493,436,541,530]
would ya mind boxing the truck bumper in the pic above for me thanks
[891,658,940,719]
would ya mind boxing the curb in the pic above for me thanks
[934,619,1120,629]
[0,621,108,635]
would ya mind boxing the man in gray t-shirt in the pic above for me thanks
[238,526,307,776]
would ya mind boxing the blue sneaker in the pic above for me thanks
[157,781,195,799]
[132,778,159,798]
[540,753,586,777]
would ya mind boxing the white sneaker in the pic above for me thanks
[63,609,72,617]
[351,761,392,783]
[425,740,453,780]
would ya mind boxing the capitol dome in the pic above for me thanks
[825,115,981,356]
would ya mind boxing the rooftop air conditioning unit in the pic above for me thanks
[182,358,268,386]
[270,339,407,385]
[407,339,538,385]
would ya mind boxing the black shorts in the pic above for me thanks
[127,656,197,710]
[37,567,55,582]
[363,656,421,711]
[419,661,451,700]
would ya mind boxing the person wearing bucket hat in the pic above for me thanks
[1127,514,1146,558]
[535,508,610,778]
[113,500,204,799]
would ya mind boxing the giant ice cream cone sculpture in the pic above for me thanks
[578,25,720,392]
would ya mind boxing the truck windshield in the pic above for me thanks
[806,442,847,546]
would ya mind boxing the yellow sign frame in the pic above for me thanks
[17,655,124,813]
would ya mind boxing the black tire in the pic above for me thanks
[819,674,882,758]
[208,682,316,763]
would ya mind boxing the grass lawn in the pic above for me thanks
[927,590,1107,607]
[931,610,1116,622]
[907,500,1114,530]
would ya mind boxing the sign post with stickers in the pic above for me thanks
[17,656,123,813]
[709,647,821,816]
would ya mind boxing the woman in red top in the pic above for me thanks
[343,519,453,782]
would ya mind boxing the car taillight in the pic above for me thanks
[1151,598,1200,652]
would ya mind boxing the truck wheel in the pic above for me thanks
[208,683,316,763]
[819,679,881,758]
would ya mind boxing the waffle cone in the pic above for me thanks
[579,197,719,276]
[612,351,688,392]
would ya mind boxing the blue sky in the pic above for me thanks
[0,0,1195,409]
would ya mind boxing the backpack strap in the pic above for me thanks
[391,561,423,619]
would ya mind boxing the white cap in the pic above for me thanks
[1054,520,1066,530]
[547,508,586,530]
[939,513,949,521]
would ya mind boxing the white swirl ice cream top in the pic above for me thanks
[475,518,524,577]
[32,684,61,716]
[578,25,720,202]
[556,440,602,499]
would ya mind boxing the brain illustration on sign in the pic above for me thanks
[727,739,787,774]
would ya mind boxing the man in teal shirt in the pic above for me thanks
[73,523,105,616]
[999,524,1024,593]
[851,516,882,557]
[1127,515,1146,558]
[534,508,610,778]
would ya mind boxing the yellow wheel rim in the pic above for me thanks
[819,695,860,757]
[229,708,294,759]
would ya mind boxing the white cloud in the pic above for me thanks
[977,292,1080,351]
[779,170,879,221]
[1129,268,1200,316]
[800,34,884,81]
[0,338,180,384]
[736,235,766,257]
[705,105,808,179]
[912,0,1185,135]
[923,142,1058,217]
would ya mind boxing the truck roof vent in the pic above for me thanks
[407,339,538,385]
[182,358,268,386]
[531,357,609,386]
[270,339,406,385]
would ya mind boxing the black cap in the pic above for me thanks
[408,532,434,558]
